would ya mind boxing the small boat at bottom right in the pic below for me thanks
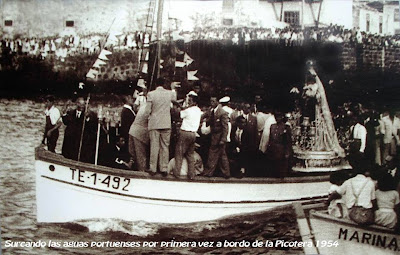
[294,203,400,255]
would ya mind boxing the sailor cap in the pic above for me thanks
[219,96,230,103]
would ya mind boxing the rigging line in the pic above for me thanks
[78,17,117,162]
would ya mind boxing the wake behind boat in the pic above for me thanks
[35,146,330,223]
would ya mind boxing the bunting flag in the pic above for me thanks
[142,63,148,74]
[98,49,112,60]
[290,87,300,94]
[86,69,99,79]
[175,61,186,68]
[78,82,85,89]
[93,59,107,68]
[187,70,199,81]
[160,59,164,69]
[184,53,193,66]
[171,81,181,88]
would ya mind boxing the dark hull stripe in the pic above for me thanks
[41,175,328,205]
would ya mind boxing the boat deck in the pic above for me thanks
[36,146,332,184]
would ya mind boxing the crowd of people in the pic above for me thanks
[324,100,400,230]
[42,78,297,179]
[176,24,400,47]
[42,74,400,182]
[42,72,400,229]
[2,23,400,64]
[327,157,400,231]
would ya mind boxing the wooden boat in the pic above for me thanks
[294,203,400,255]
[35,146,331,223]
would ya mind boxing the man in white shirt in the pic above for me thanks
[348,116,367,167]
[42,96,62,152]
[174,95,202,179]
[382,110,400,163]
[328,168,376,224]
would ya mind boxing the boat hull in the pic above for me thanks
[35,147,331,223]
[308,210,400,255]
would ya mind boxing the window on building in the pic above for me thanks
[4,20,12,26]
[66,20,74,27]
[379,16,383,34]
[284,11,300,26]
[395,29,400,35]
[222,18,233,26]
[395,9,400,22]
[366,14,370,32]
[223,0,234,11]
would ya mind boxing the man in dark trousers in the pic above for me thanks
[202,96,230,178]
[62,97,98,163]
[42,96,62,152]
[229,116,250,178]
[241,102,259,176]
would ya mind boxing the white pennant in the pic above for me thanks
[102,49,112,55]
[93,59,107,68]
[142,63,148,74]
[184,53,194,66]
[86,69,97,79]
[175,61,185,68]
[98,52,109,61]
[187,70,199,81]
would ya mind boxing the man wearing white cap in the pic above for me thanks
[220,96,233,144]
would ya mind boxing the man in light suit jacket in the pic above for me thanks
[202,96,230,178]
[382,110,400,163]
[144,78,176,176]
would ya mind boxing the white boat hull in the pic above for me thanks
[308,210,400,255]
[36,148,331,223]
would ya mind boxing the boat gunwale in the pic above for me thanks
[35,146,331,184]
[310,209,399,236]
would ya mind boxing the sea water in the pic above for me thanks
[0,99,302,254]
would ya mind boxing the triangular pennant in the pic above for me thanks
[290,87,300,94]
[93,59,107,68]
[187,70,199,80]
[160,59,164,69]
[86,69,97,79]
[98,51,109,61]
[78,82,85,89]
[142,63,148,74]
[184,53,194,66]
[175,61,186,68]
[102,49,112,55]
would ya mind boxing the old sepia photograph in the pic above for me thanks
[1,0,400,254]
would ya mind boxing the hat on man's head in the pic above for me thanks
[187,91,198,97]
[219,96,230,103]
[137,79,146,89]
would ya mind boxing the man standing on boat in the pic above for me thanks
[144,78,176,176]
[42,95,62,153]
[202,96,230,178]
[61,97,97,163]
[120,95,136,158]
[174,94,202,179]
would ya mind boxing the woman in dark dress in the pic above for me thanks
[266,112,293,178]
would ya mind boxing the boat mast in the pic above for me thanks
[156,0,164,79]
